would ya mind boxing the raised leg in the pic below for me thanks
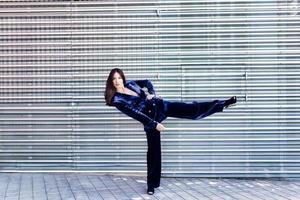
[164,99,225,120]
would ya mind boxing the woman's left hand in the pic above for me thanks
[146,94,155,100]
[156,123,166,132]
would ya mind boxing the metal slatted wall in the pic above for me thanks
[0,0,299,177]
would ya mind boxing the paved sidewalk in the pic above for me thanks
[0,173,300,200]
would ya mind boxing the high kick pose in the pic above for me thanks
[104,68,237,195]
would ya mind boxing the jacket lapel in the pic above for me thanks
[126,81,143,96]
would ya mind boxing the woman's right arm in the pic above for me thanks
[115,103,158,130]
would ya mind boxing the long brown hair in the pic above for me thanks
[104,68,126,106]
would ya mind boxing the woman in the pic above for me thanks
[104,68,237,195]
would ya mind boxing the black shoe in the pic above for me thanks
[147,187,154,195]
[224,96,237,108]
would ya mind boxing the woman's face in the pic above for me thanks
[112,72,124,90]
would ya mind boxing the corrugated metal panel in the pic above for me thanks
[0,0,299,177]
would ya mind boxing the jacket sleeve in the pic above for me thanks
[134,80,156,95]
[115,102,158,130]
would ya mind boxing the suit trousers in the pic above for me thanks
[145,98,226,188]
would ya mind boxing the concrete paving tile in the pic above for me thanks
[0,173,300,200]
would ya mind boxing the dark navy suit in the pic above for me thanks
[113,80,226,188]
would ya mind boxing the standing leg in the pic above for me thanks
[164,99,225,120]
[145,128,161,189]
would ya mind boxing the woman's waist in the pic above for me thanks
[144,97,166,118]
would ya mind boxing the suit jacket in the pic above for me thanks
[113,80,166,130]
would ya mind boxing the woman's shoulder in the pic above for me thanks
[126,79,151,85]
[112,93,123,105]
[125,80,136,84]
[125,80,140,88]
[112,91,131,104]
